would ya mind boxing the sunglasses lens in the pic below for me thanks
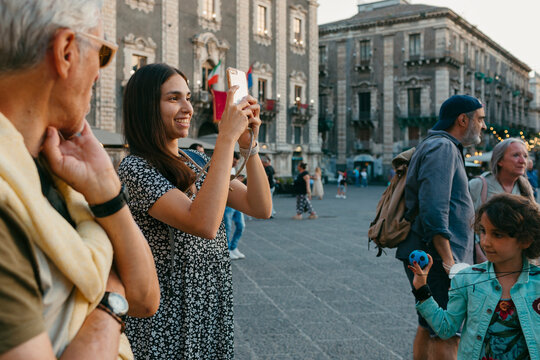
[99,45,113,68]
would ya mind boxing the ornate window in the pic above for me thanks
[319,46,327,64]
[407,88,421,117]
[289,70,307,105]
[359,40,371,62]
[131,54,147,75]
[125,0,155,13]
[198,0,221,31]
[253,0,272,46]
[258,78,267,101]
[122,34,156,84]
[289,5,307,55]
[409,34,421,57]
[201,61,215,91]
[252,62,274,101]
[293,126,302,144]
[192,32,230,91]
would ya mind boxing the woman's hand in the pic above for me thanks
[238,96,261,149]
[408,254,434,290]
[219,86,252,144]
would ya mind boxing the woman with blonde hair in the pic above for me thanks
[468,138,535,263]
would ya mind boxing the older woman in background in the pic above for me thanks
[469,138,535,207]
[469,138,535,263]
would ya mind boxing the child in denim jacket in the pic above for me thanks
[410,193,540,360]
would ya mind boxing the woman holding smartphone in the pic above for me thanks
[118,63,271,359]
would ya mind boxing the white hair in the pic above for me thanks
[490,138,528,176]
[0,0,102,73]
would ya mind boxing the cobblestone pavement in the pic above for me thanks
[231,184,417,359]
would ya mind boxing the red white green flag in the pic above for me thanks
[207,60,221,87]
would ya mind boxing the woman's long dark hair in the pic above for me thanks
[123,63,195,191]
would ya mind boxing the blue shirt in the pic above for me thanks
[527,169,538,197]
[416,259,540,360]
[396,130,474,264]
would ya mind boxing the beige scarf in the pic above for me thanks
[0,113,132,359]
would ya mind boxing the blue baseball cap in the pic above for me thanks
[432,95,483,131]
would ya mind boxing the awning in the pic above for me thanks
[353,154,375,163]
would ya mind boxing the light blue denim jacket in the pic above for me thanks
[416,259,540,360]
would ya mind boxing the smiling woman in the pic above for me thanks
[118,63,272,359]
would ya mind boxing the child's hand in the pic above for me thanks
[408,254,434,290]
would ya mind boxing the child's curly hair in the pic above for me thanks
[474,193,540,259]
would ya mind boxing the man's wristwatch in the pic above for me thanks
[89,185,129,218]
[98,291,129,332]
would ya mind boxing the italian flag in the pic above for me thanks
[207,60,221,87]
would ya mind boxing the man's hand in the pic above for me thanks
[41,121,121,205]
[432,234,455,274]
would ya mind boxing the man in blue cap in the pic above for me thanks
[397,95,486,360]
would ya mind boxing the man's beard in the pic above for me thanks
[462,123,481,146]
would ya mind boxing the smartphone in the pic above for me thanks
[226,67,249,105]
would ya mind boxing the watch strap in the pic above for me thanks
[412,284,432,302]
[97,303,126,333]
[89,185,129,218]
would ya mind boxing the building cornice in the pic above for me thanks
[319,9,531,73]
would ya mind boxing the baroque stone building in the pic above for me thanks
[319,0,534,176]
[89,0,320,176]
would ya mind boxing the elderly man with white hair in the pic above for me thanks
[0,1,159,359]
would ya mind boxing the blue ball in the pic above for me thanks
[409,250,429,269]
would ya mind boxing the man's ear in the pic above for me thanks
[51,28,77,79]
[457,113,468,128]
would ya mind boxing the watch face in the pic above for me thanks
[108,293,129,316]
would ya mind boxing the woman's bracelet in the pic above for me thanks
[239,142,259,158]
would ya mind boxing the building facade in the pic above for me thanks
[89,0,321,176]
[530,72,540,134]
[319,0,534,177]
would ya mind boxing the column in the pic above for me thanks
[435,68,450,113]
[97,0,117,132]
[382,34,394,166]
[275,0,288,148]
[162,0,179,67]
[336,41,347,166]
[307,0,320,156]
[236,0,249,70]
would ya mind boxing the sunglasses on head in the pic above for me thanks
[77,32,118,68]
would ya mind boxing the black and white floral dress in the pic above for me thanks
[118,153,233,360]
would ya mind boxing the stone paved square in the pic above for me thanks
[231,184,416,359]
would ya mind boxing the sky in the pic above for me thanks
[317,0,540,75]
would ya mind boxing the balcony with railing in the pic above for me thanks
[260,98,280,122]
[289,101,315,125]
[350,111,375,127]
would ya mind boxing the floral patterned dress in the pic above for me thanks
[118,153,233,360]
[479,299,530,360]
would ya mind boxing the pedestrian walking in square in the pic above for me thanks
[293,163,317,219]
